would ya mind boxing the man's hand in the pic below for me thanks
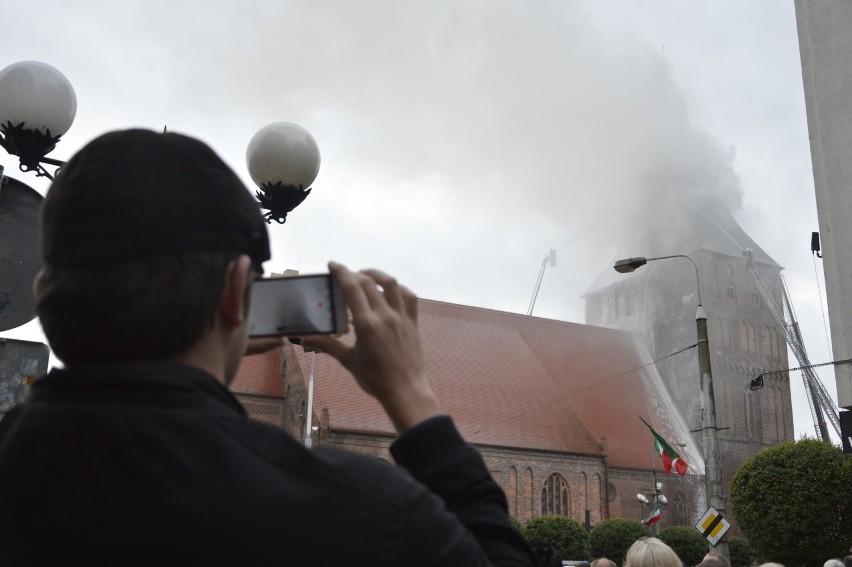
[301,262,439,433]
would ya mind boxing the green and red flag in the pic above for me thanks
[641,504,661,526]
[639,417,688,476]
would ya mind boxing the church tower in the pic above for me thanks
[584,193,794,488]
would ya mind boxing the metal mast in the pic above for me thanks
[743,249,841,441]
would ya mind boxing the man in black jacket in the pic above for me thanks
[0,129,534,566]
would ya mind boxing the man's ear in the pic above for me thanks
[220,255,253,329]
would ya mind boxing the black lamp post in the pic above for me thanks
[614,254,728,559]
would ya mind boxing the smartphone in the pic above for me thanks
[249,274,348,337]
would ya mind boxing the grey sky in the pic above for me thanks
[0,1,836,441]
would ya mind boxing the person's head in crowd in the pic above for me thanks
[843,556,852,567]
[699,552,732,567]
[759,563,785,567]
[591,558,617,567]
[36,129,269,382]
[623,537,682,567]
[529,540,563,567]
[824,560,844,567]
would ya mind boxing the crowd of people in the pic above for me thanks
[528,536,852,567]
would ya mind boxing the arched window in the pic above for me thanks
[727,282,737,303]
[761,327,772,358]
[672,491,687,526]
[594,473,604,526]
[748,323,757,356]
[507,466,518,517]
[775,387,788,441]
[541,473,571,517]
[523,468,534,522]
[739,321,749,353]
[721,317,732,350]
[768,386,779,441]
[707,264,720,298]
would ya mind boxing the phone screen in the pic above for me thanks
[249,275,345,336]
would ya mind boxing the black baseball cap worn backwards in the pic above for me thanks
[41,129,270,273]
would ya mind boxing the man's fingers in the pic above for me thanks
[300,335,350,362]
[401,284,418,321]
[328,262,372,317]
[361,268,404,311]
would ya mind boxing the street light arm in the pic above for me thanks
[642,254,703,308]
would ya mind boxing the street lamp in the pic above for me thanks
[0,61,76,180]
[0,60,320,333]
[614,254,728,559]
[637,475,668,535]
[247,122,321,224]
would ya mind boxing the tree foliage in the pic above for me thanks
[730,439,852,567]
[524,515,590,560]
[509,515,524,535]
[727,537,757,567]
[659,525,708,566]
[589,518,650,565]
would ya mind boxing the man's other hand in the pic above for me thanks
[301,262,439,433]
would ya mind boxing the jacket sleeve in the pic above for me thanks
[390,415,535,567]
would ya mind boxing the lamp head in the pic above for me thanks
[246,122,321,224]
[636,493,649,504]
[0,61,76,173]
[613,257,648,273]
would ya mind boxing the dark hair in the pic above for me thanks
[529,540,564,567]
[37,252,239,365]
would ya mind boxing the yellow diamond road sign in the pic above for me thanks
[694,506,730,545]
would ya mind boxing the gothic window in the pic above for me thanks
[768,386,779,441]
[523,468,534,522]
[739,321,749,353]
[722,317,732,350]
[751,291,761,309]
[776,387,788,441]
[726,381,736,436]
[762,327,772,358]
[711,316,723,348]
[594,473,604,526]
[707,264,720,298]
[508,466,518,517]
[748,323,757,356]
[727,283,737,302]
[541,473,571,517]
[744,390,762,441]
[672,491,687,526]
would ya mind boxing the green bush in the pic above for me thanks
[589,518,650,565]
[728,537,756,567]
[524,515,589,559]
[659,525,707,566]
[509,515,524,535]
[730,439,852,567]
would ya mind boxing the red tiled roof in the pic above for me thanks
[231,349,284,397]
[232,298,698,471]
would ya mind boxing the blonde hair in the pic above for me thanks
[624,538,682,567]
